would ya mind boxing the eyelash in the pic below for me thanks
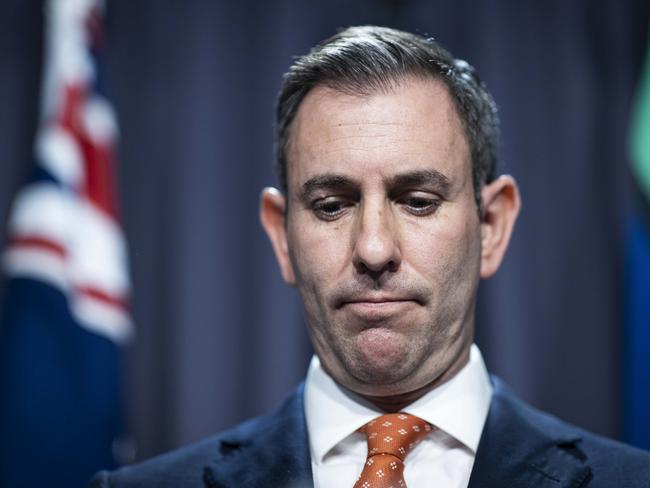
[310,193,441,220]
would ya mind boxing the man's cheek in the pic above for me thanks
[291,241,329,287]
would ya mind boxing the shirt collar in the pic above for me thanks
[304,344,493,464]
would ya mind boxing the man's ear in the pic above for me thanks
[479,175,521,278]
[260,187,296,285]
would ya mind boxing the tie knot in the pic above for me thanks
[361,413,433,461]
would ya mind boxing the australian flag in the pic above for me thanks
[0,0,132,486]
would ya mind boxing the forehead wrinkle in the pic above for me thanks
[332,121,415,128]
[308,124,417,152]
[308,129,448,158]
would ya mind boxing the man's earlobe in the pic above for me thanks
[479,175,521,278]
[260,187,296,285]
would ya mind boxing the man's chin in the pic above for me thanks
[345,328,413,385]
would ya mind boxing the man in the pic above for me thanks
[91,26,650,487]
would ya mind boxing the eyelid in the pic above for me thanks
[395,189,440,201]
[396,190,442,215]
[310,195,354,221]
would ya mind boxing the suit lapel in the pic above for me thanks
[468,377,592,488]
[203,384,313,488]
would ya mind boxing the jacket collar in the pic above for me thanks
[202,384,313,488]
[468,376,592,488]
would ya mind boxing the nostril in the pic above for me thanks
[386,259,398,272]
[359,266,383,282]
[354,259,398,279]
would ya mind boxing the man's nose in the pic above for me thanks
[352,201,401,277]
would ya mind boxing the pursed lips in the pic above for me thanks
[339,296,418,313]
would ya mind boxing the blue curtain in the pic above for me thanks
[0,0,648,463]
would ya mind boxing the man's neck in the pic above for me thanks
[358,346,471,412]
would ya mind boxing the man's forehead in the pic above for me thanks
[285,77,471,190]
[292,78,458,132]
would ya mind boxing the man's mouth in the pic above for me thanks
[344,296,413,304]
[340,297,418,319]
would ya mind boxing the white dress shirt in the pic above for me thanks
[304,344,492,488]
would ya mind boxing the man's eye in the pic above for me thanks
[399,194,441,216]
[312,198,350,220]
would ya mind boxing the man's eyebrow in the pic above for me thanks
[299,173,360,200]
[388,169,452,194]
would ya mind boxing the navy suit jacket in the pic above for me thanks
[90,378,650,487]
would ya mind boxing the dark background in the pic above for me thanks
[1,0,648,462]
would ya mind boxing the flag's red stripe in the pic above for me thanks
[78,133,118,217]
[58,84,119,219]
[76,285,128,310]
[9,235,67,258]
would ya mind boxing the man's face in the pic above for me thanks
[268,78,487,398]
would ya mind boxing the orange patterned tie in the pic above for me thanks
[353,413,434,488]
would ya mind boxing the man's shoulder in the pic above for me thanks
[88,432,225,488]
[534,400,650,482]
[88,385,309,488]
[477,376,650,487]
[505,378,649,457]
[88,413,266,488]
[578,427,650,479]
